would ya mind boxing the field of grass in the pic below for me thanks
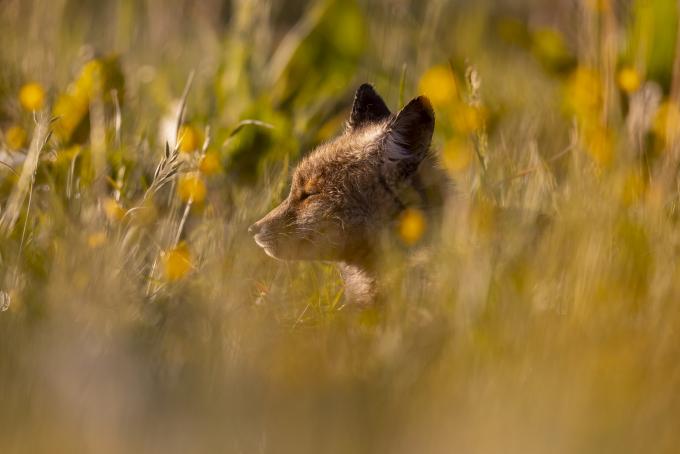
[2,0,680,452]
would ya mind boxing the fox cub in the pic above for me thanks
[249,84,439,304]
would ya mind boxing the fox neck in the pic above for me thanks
[338,261,378,305]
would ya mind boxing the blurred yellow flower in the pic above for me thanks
[178,124,203,153]
[79,60,107,98]
[53,94,87,142]
[617,67,642,94]
[199,152,222,175]
[102,197,125,222]
[162,242,193,281]
[584,126,614,167]
[87,231,108,249]
[418,65,458,108]
[565,66,602,124]
[178,173,207,203]
[653,101,680,145]
[452,104,487,134]
[5,125,27,150]
[531,28,572,69]
[442,137,473,173]
[398,208,426,245]
[19,82,45,111]
[53,56,124,143]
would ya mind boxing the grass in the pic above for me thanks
[2,0,680,452]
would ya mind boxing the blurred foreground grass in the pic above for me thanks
[2,0,680,452]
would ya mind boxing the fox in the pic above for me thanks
[249,84,441,305]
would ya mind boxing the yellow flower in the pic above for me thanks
[442,137,473,173]
[79,60,106,98]
[617,67,642,94]
[177,173,207,203]
[87,231,107,249]
[162,242,193,281]
[451,104,487,134]
[584,126,615,167]
[564,66,602,124]
[398,208,426,246]
[199,152,222,176]
[178,124,202,153]
[531,28,571,69]
[19,82,45,111]
[653,101,680,145]
[53,94,87,142]
[418,65,458,108]
[52,56,124,142]
[102,197,125,222]
[5,125,27,150]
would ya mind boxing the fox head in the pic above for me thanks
[249,84,435,263]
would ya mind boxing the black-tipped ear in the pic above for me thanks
[383,96,435,179]
[348,84,391,129]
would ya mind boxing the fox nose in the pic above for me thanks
[248,223,260,235]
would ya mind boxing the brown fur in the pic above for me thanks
[249,84,440,304]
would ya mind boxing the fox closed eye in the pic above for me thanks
[297,177,322,201]
[299,191,318,201]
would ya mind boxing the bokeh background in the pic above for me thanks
[2,0,680,452]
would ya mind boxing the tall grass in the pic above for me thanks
[1,0,680,452]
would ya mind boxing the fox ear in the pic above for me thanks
[383,96,435,179]
[348,84,391,129]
